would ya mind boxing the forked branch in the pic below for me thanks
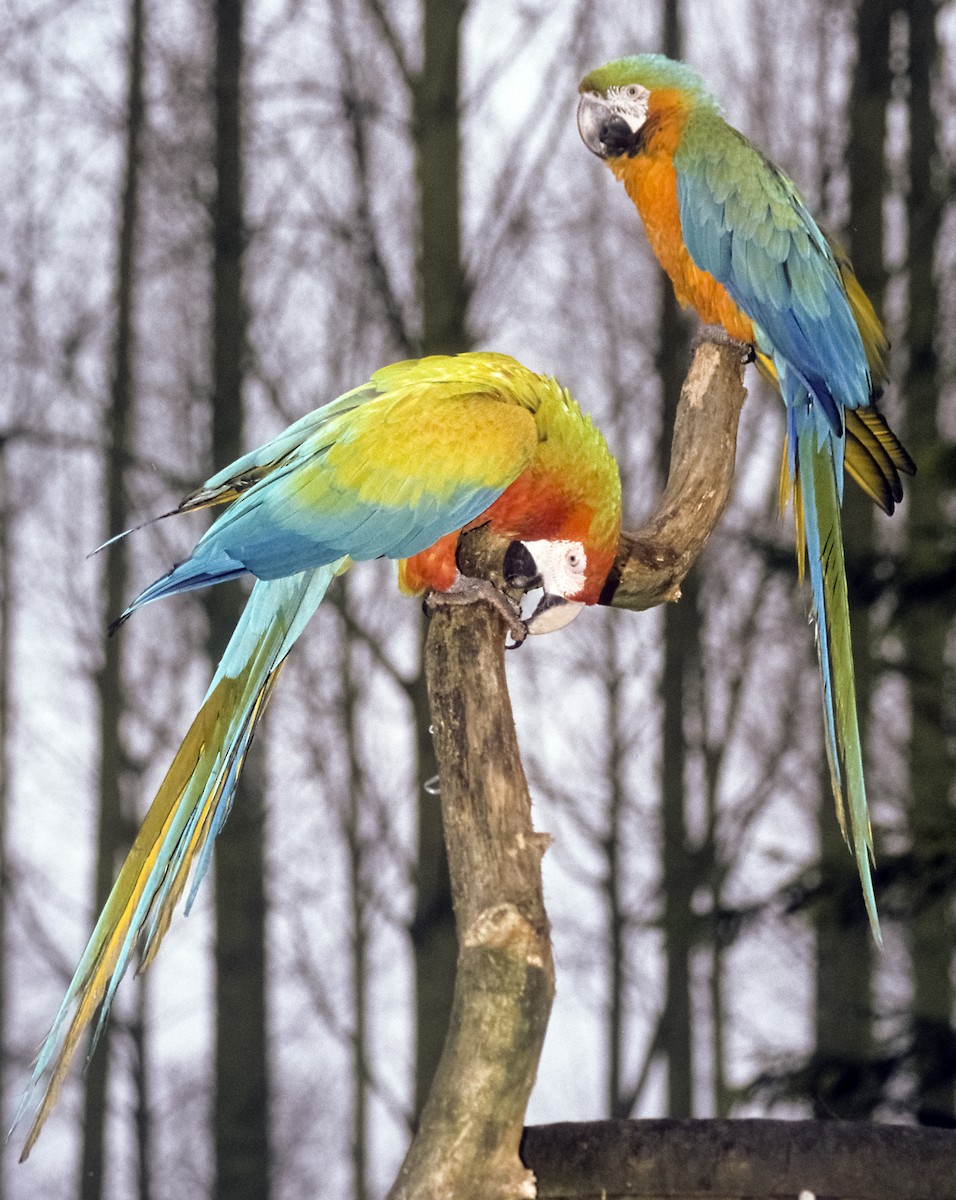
[387,339,747,1200]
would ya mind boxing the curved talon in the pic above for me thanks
[694,322,755,363]
[505,622,529,650]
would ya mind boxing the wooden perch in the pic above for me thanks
[601,339,748,611]
[387,594,553,1200]
[386,339,748,1199]
[521,1118,956,1199]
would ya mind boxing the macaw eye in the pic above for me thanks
[566,549,584,571]
[626,85,640,98]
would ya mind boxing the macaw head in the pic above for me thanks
[577,54,717,161]
[503,537,610,635]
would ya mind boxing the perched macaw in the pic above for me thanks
[577,54,915,939]
[16,351,621,1155]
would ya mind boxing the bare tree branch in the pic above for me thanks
[360,0,414,91]
[330,0,416,357]
[387,572,553,1200]
[600,340,748,612]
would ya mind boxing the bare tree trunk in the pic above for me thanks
[389,588,555,1200]
[655,0,698,1121]
[657,328,697,1119]
[81,1,146,1194]
[901,0,954,1127]
[4,75,48,1198]
[132,983,152,1200]
[604,621,631,1119]
[409,0,470,1120]
[414,0,468,358]
[206,1,271,1193]
[810,0,890,1118]
[0,438,9,1200]
[340,581,370,1200]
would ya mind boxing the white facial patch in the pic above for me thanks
[521,539,588,600]
[608,83,650,133]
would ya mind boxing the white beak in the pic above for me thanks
[526,594,585,635]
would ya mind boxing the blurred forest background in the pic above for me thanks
[1,0,954,1197]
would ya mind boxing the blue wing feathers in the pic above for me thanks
[122,459,511,620]
[676,127,872,433]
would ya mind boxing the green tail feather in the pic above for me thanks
[797,420,881,943]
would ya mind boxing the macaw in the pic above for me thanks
[16,351,621,1156]
[577,54,915,940]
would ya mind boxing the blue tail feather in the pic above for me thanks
[13,563,342,1158]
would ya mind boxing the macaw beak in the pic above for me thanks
[576,92,634,159]
[526,593,585,635]
[503,538,586,635]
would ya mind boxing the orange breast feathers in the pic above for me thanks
[609,92,754,344]
[398,531,460,595]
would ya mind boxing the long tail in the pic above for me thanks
[14,564,343,1158]
[791,402,880,943]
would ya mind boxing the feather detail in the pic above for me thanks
[14,567,338,1159]
[767,353,914,518]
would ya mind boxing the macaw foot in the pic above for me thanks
[694,323,755,364]
[425,575,529,647]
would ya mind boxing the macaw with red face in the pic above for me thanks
[16,351,621,1155]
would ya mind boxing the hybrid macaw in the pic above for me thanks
[16,351,621,1156]
[577,55,915,940]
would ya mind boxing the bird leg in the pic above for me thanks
[694,323,755,364]
[425,574,529,647]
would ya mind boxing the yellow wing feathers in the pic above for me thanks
[322,388,539,508]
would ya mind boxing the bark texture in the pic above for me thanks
[408,0,470,1118]
[655,0,698,1122]
[521,1119,956,1199]
[601,341,748,612]
[902,0,954,1127]
[82,0,145,1193]
[207,2,271,1194]
[388,595,553,1200]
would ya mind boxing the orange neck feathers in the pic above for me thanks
[398,473,616,606]
[608,93,754,342]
